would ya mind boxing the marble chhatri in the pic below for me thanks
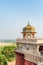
[15,22,43,65]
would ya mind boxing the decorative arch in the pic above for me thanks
[39,46,43,54]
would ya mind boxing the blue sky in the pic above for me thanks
[0,0,43,39]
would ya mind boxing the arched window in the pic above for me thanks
[39,46,43,54]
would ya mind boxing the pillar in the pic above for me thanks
[37,45,40,55]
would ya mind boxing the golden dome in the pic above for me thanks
[23,22,35,32]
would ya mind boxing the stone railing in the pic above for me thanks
[16,38,37,44]
[15,49,43,64]
[16,38,43,44]
[25,53,43,64]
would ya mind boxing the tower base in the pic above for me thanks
[15,51,37,65]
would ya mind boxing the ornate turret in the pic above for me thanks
[22,21,36,39]
[15,21,43,65]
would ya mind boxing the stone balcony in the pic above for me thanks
[15,49,43,64]
[25,53,43,64]
[16,38,43,64]
[16,38,43,45]
[16,38,37,44]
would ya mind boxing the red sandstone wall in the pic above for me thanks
[15,52,37,65]
[24,59,36,65]
[16,52,24,65]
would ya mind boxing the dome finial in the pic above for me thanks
[28,20,30,25]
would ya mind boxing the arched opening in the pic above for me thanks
[39,46,43,55]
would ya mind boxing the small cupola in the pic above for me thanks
[21,21,36,39]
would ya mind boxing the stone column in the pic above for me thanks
[37,45,40,55]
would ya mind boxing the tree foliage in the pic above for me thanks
[0,44,17,65]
